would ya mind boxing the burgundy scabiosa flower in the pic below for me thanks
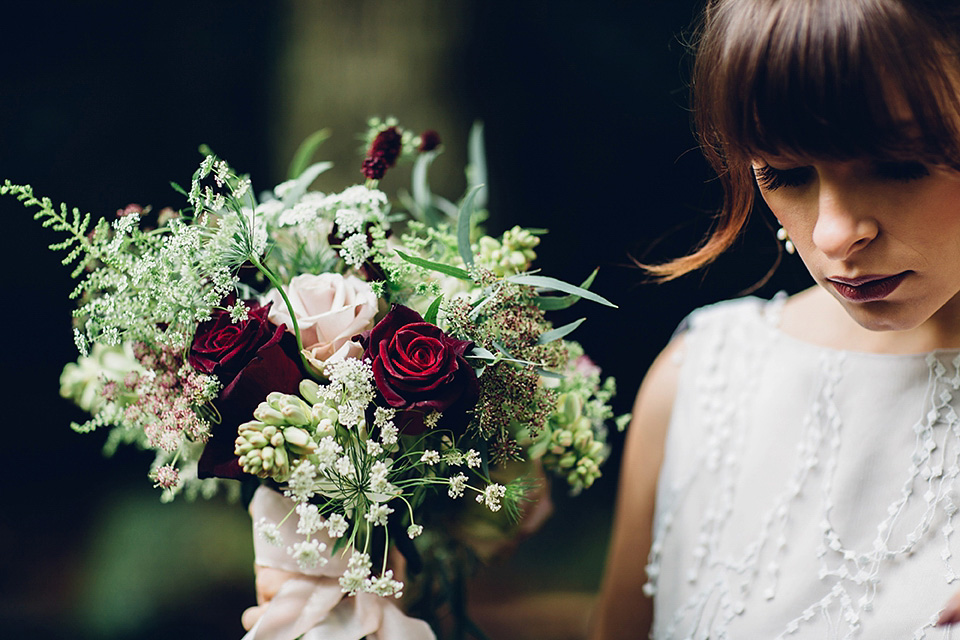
[418,130,441,152]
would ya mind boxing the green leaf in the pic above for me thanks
[288,128,331,180]
[457,184,484,268]
[424,295,443,325]
[508,273,617,308]
[537,317,586,344]
[169,181,188,197]
[412,151,437,219]
[534,268,599,310]
[281,161,333,206]
[395,250,471,280]
[467,121,488,209]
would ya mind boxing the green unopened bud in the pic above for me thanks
[280,399,311,425]
[558,452,577,470]
[299,379,321,405]
[254,404,287,426]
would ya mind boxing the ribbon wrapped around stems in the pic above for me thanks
[241,486,436,640]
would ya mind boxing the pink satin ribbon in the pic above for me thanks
[241,486,436,640]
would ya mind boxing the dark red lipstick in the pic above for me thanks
[827,273,909,302]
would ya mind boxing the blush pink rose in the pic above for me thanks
[265,273,379,372]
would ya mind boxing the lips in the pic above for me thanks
[827,272,909,302]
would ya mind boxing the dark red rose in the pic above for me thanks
[190,298,304,478]
[359,305,479,435]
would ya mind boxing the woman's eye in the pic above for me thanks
[873,161,929,182]
[753,165,814,191]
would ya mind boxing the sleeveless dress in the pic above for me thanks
[646,296,960,639]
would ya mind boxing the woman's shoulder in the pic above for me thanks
[677,291,788,338]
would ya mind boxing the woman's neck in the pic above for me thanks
[779,286,960,354]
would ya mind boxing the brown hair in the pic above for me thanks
[648,0,960,280]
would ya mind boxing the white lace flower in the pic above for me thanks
[324,513,349,538]
[407,524,423,539]
[289,538,328,570]
[420,450,441,465]
[296,502,323,535]
[477,483,507,512]
[287,460,318,502]
[465,449,482,469]
[255,518,284,547]
[364,569,404,598]
[339,551,372,595]
[365,502,394,527]
[448,473,468,499]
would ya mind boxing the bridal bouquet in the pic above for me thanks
[7,119,625,639]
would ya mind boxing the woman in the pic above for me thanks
[592,0,960,637]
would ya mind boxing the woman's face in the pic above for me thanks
[753,154,960,337]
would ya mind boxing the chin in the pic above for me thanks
[843,303,925,333]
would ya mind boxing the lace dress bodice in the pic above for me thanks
[646,296,960,639]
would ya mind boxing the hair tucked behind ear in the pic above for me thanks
[645,0,960,281]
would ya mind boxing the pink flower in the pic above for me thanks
[264,274,379,375]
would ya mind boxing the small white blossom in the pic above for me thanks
[477,483,507,512]
[448,473,468,499]
[289,538,328,570]
[335,208,367,235]
[365,502,394,527]
[287,460,318,502]
[296,502,324,535]
[420,450,441,465]
[339,551,373,595]
[255,518,284,547]
[324,513,349,538]
[316,436,343,468]
[369,460,395,495]
[443,450,464,466]
[227,301,249,323]
[340,233,372,268]
[380,421,399,446]
[465,449,482,469]
[335,455,355,477]
[423,411,442,429]
[366,440,384,457]
[407,524,423,539]
[364,569,404,598]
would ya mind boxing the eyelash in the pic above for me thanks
[753,162,930,191]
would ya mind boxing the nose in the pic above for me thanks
[810,182,878,260]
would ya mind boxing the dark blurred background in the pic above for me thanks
[0,1,811,639]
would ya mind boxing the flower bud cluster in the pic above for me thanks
[540,391,606,493]
[474,226,539,276]
[235,391,322,482]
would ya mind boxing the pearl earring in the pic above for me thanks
[776,226,795,254]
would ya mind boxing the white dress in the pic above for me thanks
[646,296,960,639]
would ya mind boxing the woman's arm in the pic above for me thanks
[589,336,683,640]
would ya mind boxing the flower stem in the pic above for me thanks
[250,256,318,378]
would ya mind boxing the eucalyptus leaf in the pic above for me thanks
[537,317,586,344]
[424,295,443,325]
[457,184,485,268]
[287,128,331,180]
[282,161,333,206]
[395,250,471,280]
[412,151,436,214]
[467,121,488,209]
[534,268,599,311]
[508,273,617,308]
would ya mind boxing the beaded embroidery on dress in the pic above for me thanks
[646,296,960,639]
